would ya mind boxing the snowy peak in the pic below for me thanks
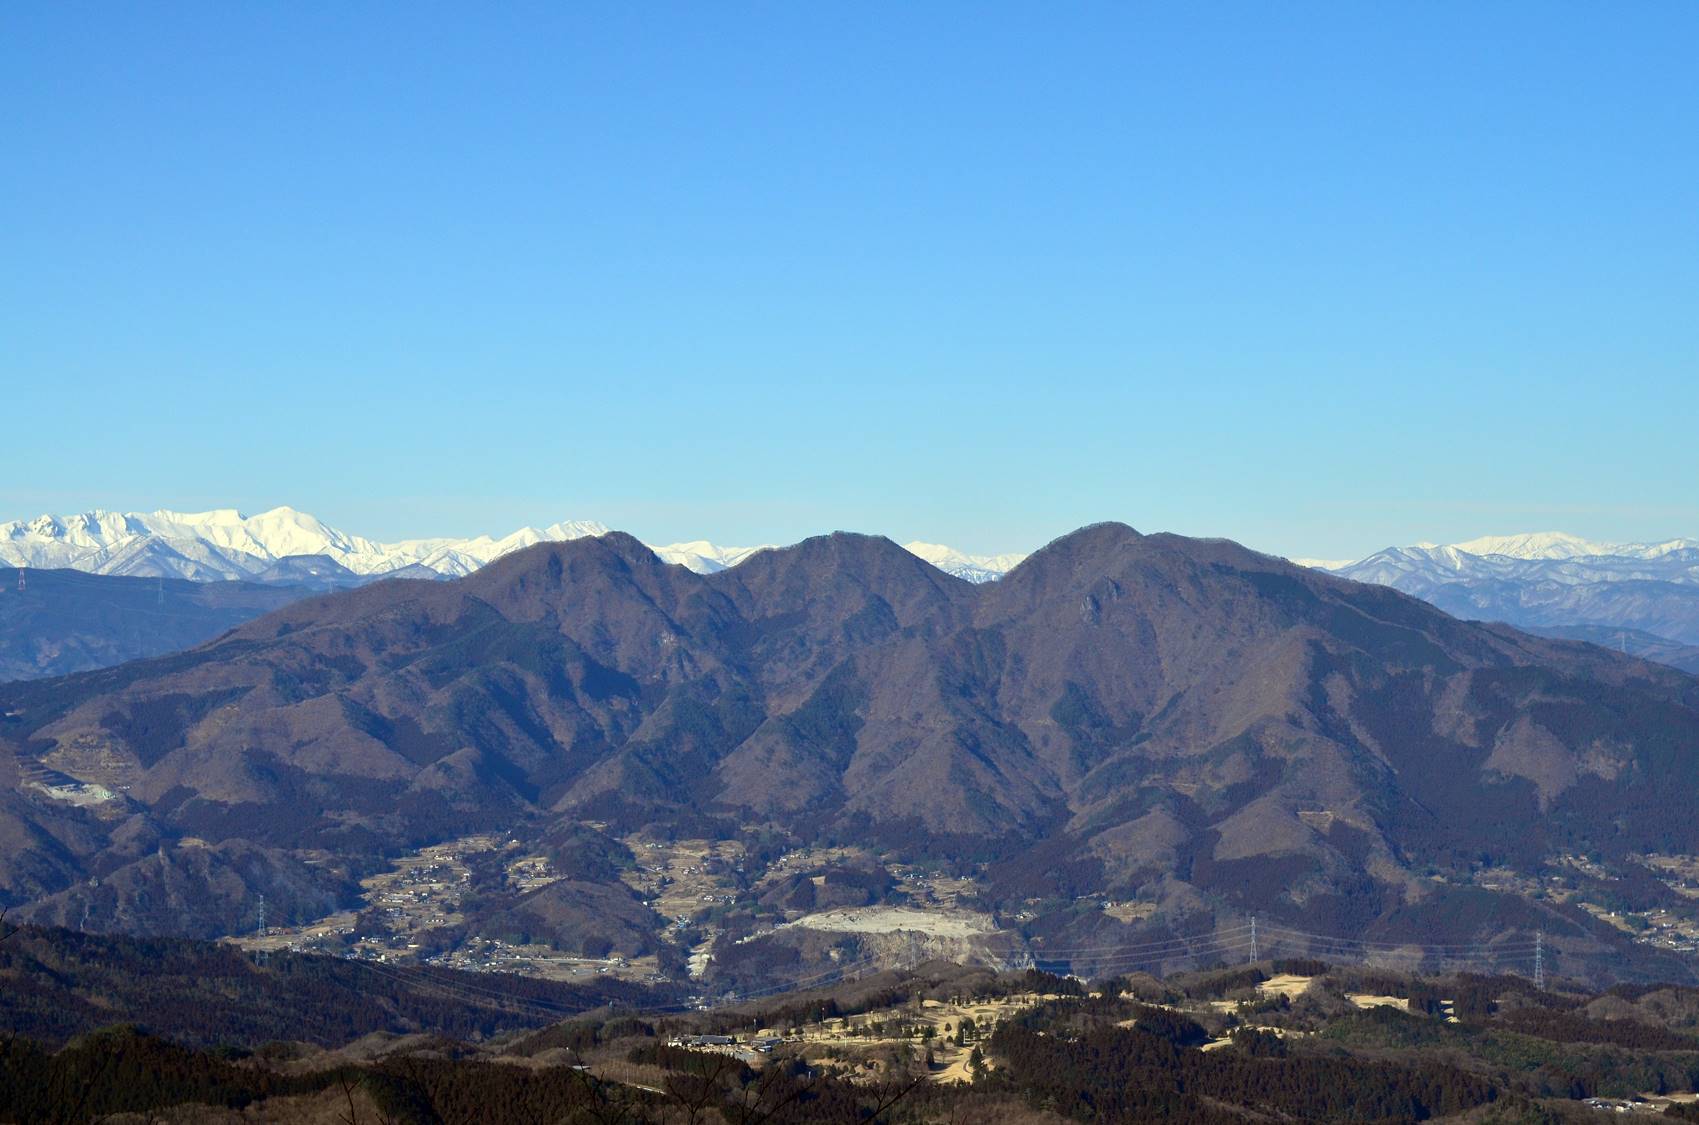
[1323,531,1699,577]
[902,542,1028,583]
[1290,557,1354,571]
[1449,531,1615,560]
[650,540,772,574]
[1457,531,1699,561]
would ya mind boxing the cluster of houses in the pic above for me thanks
[668,1033,785,1057]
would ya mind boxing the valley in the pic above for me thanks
[208,805,1699,997]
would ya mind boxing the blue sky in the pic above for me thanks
[4,4,1695,559]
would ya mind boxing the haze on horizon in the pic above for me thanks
[4,4,1695,560]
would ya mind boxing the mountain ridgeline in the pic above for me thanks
[4,524,1699,981]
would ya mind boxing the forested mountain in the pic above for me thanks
[0,923,664,1049]
[5,524,1699,985]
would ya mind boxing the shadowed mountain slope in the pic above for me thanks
[0,569,314,683]
[1524,623,1699,675]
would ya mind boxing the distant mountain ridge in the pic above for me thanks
[1446,531,1699,561]
[0,508,612,581]
[1311,532,1699,648]
[1521,624,1699,675]
[0,507,1027,585]
[0,570,312,683]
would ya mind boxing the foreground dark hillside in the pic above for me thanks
[4,524,1699,984]
[7,925,1699,1123]
[0,923,671,1049]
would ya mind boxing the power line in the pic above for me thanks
[1073,937,1262,974]
[1016,924,1257,958]
[1005,919,1548,985]
[286,920,1554,1036]
[1017,927,1529,961]
[1034,935,1262,966]
[1257,931,1549,958]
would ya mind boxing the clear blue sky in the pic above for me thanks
[4,4,1695,559]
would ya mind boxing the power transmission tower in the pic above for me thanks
[256,894,267,966]
[16,569,24,592]
[1534,931,1544,990]
[1250,916,1258,962]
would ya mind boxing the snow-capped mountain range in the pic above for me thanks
[9,508,1698,648]
[0,507,1029,586]
[1317,533,1699,586]
[1309,531,1699,647]
[1443,531,1699,561]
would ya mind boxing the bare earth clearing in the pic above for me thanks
[781,906,999,939]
